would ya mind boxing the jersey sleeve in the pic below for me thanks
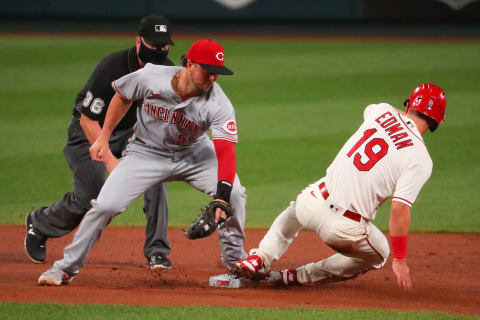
[77,64,116,121]
[393,159,432,207]
[363,104,379,121]
[210,90,238,143]
[112,68,149,102]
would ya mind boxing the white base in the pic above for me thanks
[209,273,244,288]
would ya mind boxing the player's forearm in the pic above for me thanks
[80,114,102,145]
[389,201,411,236]
[100,93,132,140]
[389,201,411,261]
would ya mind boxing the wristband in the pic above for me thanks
[214,180,233,203]
[390,235,408,260]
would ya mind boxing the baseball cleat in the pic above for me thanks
[234,254,263,277]
[24,212,47,263]
[146,253,172,270]
[38,266,74,286]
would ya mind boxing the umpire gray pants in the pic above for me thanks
[31,116,170,258]
[54,137,247,276]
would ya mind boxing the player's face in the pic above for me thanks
[188,62,219,93]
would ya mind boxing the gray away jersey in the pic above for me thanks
[112,64,238,151]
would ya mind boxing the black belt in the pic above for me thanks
[318,182,362,222]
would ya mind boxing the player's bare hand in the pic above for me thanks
[89,137,110,162]
[392,258,412,291]
[213,199,228,223]
[214,207,228,223]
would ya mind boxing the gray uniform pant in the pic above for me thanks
[31,116,170,259]
[54,138,247,276]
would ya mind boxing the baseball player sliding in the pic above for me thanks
[235,84,446,291]
[38,39,247,285]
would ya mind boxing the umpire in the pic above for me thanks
[25,15,174,269]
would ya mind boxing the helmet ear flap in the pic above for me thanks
[403,99,410,114]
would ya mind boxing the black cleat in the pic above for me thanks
[24,212,47,263]
[146,253,172,270]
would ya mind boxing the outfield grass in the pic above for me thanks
[1,302,476,320]
[1,36,479,232]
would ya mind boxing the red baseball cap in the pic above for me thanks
[186,39,233,75]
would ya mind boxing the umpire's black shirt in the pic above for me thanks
[72,47,174,131]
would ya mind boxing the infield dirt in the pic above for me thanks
[1,226,479,316]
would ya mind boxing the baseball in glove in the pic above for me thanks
[184,200,235,240]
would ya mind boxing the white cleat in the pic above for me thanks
[38,266,74,286]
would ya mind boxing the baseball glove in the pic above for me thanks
[184,200,235,240]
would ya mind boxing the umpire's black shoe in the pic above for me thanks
[24,212,47,263]
[146,253,172,270]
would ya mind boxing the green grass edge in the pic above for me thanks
[2,302,477,320]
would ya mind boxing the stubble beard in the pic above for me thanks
[194,81,213,95]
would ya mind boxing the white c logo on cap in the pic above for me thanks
[216,52,224,61]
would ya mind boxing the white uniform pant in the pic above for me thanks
[251,179,390,285]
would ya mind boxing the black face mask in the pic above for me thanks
[138,41,168,65]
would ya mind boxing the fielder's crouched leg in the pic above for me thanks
[48,196,125,281]
[217,177,247,269]
[46,153,159,282]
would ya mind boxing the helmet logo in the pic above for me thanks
[427,100,434,110]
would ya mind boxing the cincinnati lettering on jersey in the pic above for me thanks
[143,102,170,121]
[375,112,414,150]
[143,102,201,142]
[169,111,200,137]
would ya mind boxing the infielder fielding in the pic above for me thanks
[38,39,247,285]
[25,15,174,269]
[235,84,446,290]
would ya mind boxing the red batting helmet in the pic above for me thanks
[404,83,446,131]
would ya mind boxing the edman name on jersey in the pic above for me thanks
[375,111,414,150]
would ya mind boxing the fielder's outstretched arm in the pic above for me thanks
[89,93,132,162]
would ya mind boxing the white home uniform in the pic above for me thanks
[53,64,247,276]
[251,103,432,284]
